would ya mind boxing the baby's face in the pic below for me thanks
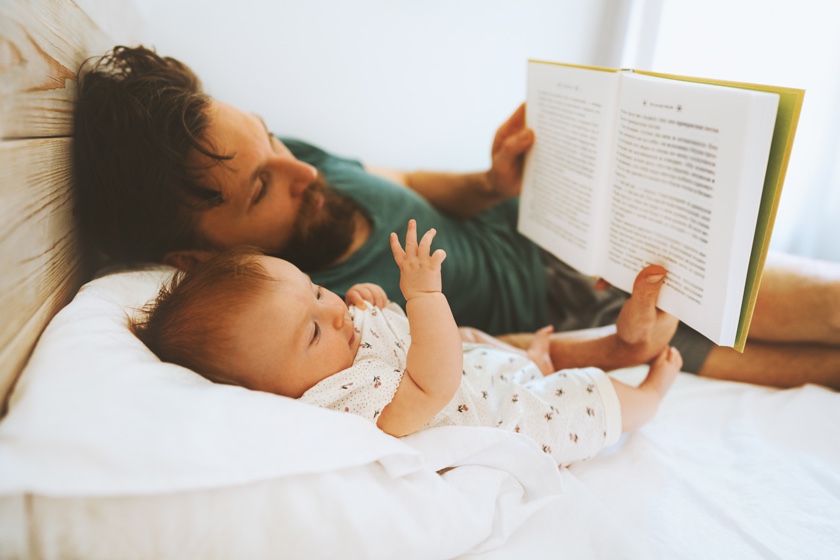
[226,256,361,398]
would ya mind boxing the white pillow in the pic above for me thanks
[0,266,563,558]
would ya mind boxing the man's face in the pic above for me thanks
[192,100,357,271]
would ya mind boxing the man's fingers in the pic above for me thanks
[499,128,533,161]
[594,278,611,291]
[505,102,526,128]
[493,103,527,150]
[631,265,668,306]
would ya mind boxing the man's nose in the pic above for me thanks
[289,160,318,197]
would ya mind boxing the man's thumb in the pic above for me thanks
[633,265,667,304]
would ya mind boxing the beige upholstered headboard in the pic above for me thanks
[0,0,141,413]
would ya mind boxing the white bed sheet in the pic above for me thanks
[1,266,838,558]
[466,368,840,559]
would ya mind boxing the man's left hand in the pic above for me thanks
[488,103,535,198]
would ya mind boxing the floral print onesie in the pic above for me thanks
[300,304,622,466]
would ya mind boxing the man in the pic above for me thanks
[73,46,840,389]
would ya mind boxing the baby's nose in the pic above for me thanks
[331,304,349,329]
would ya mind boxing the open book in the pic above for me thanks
[518,60,804,349]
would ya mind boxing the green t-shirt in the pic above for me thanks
[285,138,548,335]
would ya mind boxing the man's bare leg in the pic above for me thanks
[698,341,840,390]
[500,253,840,389]
[694,252,840,390]
[749,252,840,344]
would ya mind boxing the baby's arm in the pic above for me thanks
[376,220,463,437]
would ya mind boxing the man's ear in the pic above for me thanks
[162,249,218,271]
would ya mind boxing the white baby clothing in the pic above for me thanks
[300,304,622,466]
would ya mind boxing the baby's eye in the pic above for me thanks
[311,323,320,344]
[316,287,323,300]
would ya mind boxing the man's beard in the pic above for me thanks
[270,175,361,272]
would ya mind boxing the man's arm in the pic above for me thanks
[365,104,534,219]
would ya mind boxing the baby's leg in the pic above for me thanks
[610,347,682,432]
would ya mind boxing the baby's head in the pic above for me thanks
[132,247,361,397]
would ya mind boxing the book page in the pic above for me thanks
[600,72,778,344]
[518,62,620,276]
[640,75,801,350]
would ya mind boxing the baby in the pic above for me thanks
[133,220,681,466]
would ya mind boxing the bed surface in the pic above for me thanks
[1,267,838,559]
[1,1,839,558]
[476,369,840,559]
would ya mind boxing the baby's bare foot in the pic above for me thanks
[526,325,555,376]
[640,346,681,397]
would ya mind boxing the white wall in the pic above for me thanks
[648,0,840,259]
[134,0,618,170]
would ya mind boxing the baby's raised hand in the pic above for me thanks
[345,283,389,310]
[390,219,446,301]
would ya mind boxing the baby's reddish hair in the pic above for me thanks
[131,246,273,385]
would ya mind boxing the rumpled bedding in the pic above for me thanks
[470,368,840,559]
[0,266,837,559]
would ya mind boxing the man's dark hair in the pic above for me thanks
[73,45,228,262]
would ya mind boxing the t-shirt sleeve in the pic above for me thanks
[299,360,404,424]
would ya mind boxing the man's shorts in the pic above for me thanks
[540,250,713,373]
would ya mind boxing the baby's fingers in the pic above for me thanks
[430,248,447,266]
[365,284,389,308]
[403,219,419,252]
[345,290,367,310]
[392,219,444,265]
[347,283,389,310]
[390,232,406,264]
[418,227,437,256]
